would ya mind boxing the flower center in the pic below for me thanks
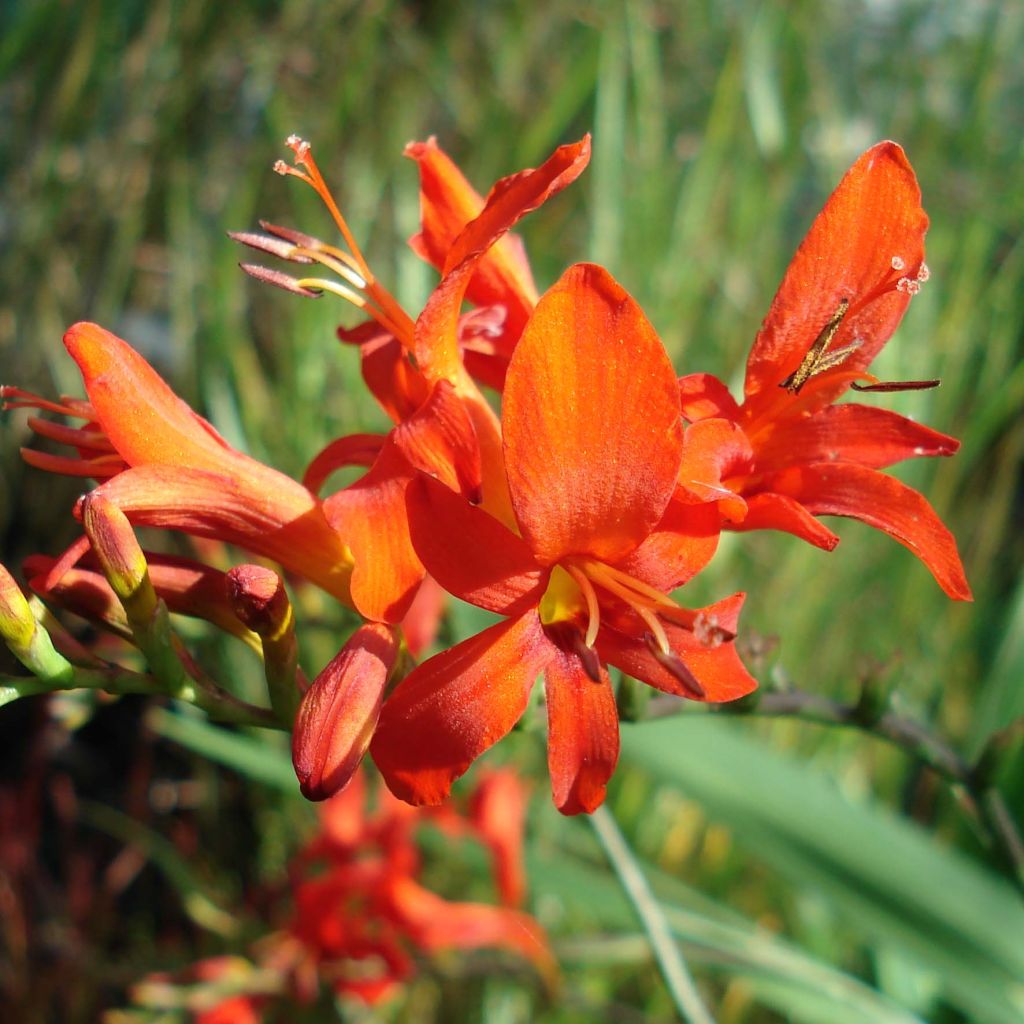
[537,558,732,693]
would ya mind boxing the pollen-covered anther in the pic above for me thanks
[239,263,323,298]
[284,134,310,162]
[642,632,706,699]
[890,255,906,271]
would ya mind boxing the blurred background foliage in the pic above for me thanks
[1,0,1022,1021]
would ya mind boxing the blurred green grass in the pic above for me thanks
[1,1,1022,1022]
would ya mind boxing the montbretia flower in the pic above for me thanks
[676,141,970,600]
[237,135,590,621]
[371,264,757,816]
[3,323,354,604]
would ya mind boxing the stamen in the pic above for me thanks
[20,449,125,478]
[239,264,323,298]
[780,298,850,393]
[25,416,114,451]
[643,633,706,699]
[272,136,417,347]
[1,387,94,420]
[564,564,601,649]
[851,378,939,393]
[636,605,671,656]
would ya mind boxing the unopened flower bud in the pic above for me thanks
[82,494,156,623]
[0,562,37,652]
[292,623,397,801]
[227,565,299,723]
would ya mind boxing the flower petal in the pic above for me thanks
[372,612,553,805]
[386,875,556,981]
[391,380,482,501]
[544,651,619,814]
[303,433,385,494]
[762,462,971,599]
[678,372,741,422]
[414,136,591,383]
[64,322,235,469]
[469,770,529,907]
[323,442,423,622]
[292,623,398,801]
[751,403,959,474]
[502,263,683,564]
[730,491,840,550]
[676,418,752,521]
[87,465,354,603]
[406,474,545,615]
[600,594,758,702]
[615,494,721,592]
[744,142,928,400]
[405,137,538,339]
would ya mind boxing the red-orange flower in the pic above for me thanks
[255,136,591,622]
[3,323,354,604]
[372,264,756,816]
[676,141,970,600]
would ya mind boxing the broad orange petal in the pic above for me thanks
[600,594,757,702]
[323,442,423,622]
[406,474,544,615]
[414,136,591,382]
[763,462,972,599]
[676,418,752,521]
[744,142,928,401]
[372,612,553,806]
[616,494,721,593]
[503,263,683,564]
[544,651,619,815]
[751,403,959,474]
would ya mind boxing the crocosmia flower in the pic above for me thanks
[372,263,757,816]
[676,141,970,599]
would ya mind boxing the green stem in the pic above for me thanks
[590,804,717,1024]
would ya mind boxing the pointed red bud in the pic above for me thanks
[292,623,398,800]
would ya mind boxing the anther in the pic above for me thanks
[780,298,851,393]
[643,633,706,699]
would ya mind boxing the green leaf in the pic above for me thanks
[620,717,1024,1024]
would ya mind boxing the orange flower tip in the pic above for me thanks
[226,564,292,639]
[643,633,706,699]
[239,263,323,298]
[0,562,35,648]
[292,623,397,802]
[81,495,149,602]
[227,230,314,264]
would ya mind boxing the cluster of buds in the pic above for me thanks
[127,768,552,1019]
[1,133,969,816]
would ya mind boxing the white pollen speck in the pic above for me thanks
[891,256,906,271]
[896,277,921,295]
[917,262,931,282]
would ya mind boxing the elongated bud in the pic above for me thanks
[292,622,397,801]
[82,494,157,626]
[0,562,73,682]
[226,564,300,723]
